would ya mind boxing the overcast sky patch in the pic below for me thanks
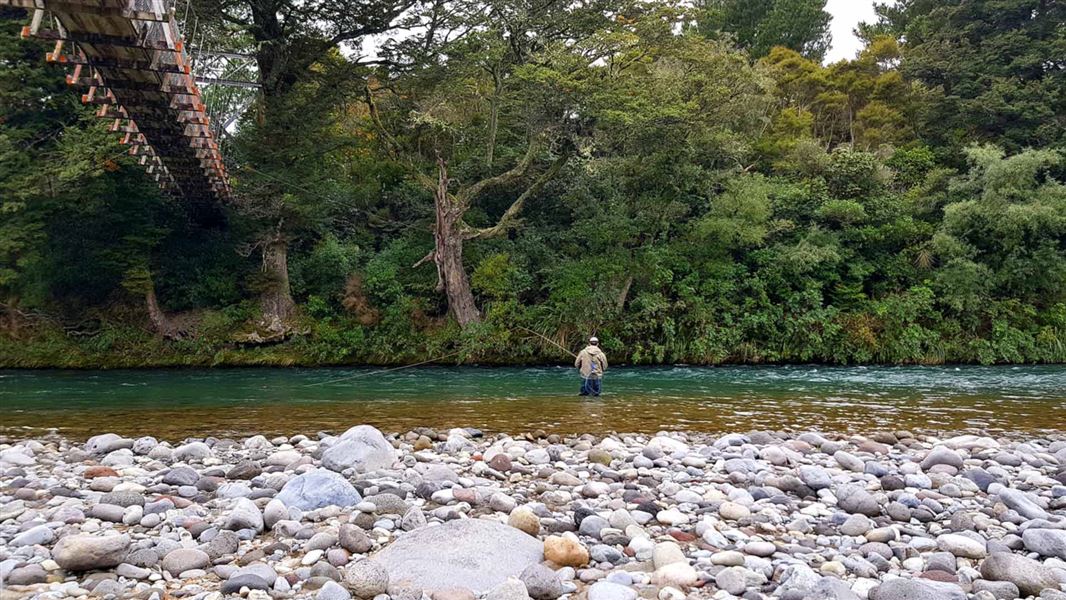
[825,0,881,63]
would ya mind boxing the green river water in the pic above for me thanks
[0,366,1063,440]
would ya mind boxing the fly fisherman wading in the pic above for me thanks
[575,336,608,396]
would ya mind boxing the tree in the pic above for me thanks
[365,69,574,326]
[533,19,776,343]
[934,146,1066,310]
[869,0,1066,155]
[0,7,80,325]
[695,0,831,61]
[759,36,919,155]
[193,0,426,331]
[361,0,633,326]
[226,52,368,334]
[4,0,1065,366]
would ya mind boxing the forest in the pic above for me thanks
[1,0,1064,368]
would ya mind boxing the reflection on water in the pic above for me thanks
[0,366,1063,440]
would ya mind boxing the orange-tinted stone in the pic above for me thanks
[84,466,119,479]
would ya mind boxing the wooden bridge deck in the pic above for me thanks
[7,0,232,201]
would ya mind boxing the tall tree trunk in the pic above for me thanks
[436,220,480,327]
[144,277,181,339]
[417,157,480,327]
[259,233,295,329]
[2,297,19,337]
[848,102,855,146]
[616,275,634,312]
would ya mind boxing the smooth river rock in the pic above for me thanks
[52,533,131,571]
[276,469,363,510]
[989,483,1050,520]
[979,552,1062,596]
[322,425,397,473]
[162,547,211,576]
[370,519,544,594]
[223,497,265,532]
[873,578,966,600]
[1023,528,1066,560]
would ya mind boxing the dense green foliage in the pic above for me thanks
[1,0,1063,367]
[695,0,832,61]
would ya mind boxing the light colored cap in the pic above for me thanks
[589,336,599,343]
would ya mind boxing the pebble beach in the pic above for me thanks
[2,426,1065,600]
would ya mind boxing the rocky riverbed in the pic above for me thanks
[2,427,1065,600]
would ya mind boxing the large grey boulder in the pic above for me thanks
[980,552,1061,596]
[53,534,130,571]
[224,497,265,532]
[872,579,966,600]
[837,485,882,517]
[322,425,397,473]
[989,483,1050,520]
[1024,528,1066,560]
[371,519,544,594]
[276,469,362,511]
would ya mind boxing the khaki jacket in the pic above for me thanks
[575,346,608,379]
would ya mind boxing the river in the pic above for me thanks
[0,365,1063,440]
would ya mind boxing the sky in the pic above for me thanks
[825,0,881,63]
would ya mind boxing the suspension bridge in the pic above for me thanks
[4,0,257,202]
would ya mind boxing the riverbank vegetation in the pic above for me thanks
[2,0,1064,367]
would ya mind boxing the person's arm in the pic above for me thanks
[574,352,582,368]
[600,354,608,372]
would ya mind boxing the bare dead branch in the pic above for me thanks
[465,149,569,240]
[412,249,435,268]
[457,137,541,205]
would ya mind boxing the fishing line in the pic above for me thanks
[515,325,577,358]
[303,349,465,387]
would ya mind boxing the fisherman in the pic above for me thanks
[575,336,608,396]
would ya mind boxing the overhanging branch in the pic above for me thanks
[457,137,541,205]
[465,150,569,241]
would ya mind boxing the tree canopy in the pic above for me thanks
[696,0,832,61]
[868,0,1066,157]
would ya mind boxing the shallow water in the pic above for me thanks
[0,366,1063,440]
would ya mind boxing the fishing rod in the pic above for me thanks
[516,325,578,358]
[304,349,464,387]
